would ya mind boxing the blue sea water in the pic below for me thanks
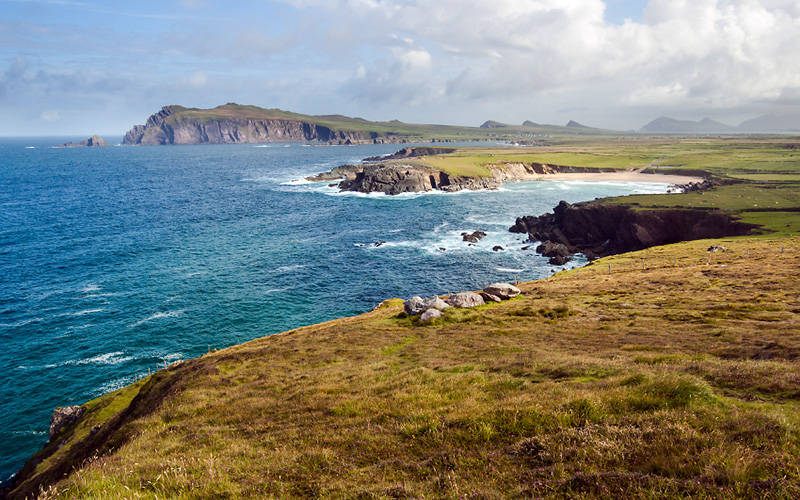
[0,138,672,484]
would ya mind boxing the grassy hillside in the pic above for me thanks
[157,104,620,143]
[10,237,800,499]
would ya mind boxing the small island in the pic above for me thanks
[56,135,109,148]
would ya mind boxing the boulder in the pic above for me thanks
[536,241,570,258]
[446,292,485,309]
[404,296,426,316]
[483,283,521,300]
[461,231,487,243]
[50,405,85,439]
[548,255,572,266]
[492,246,504,252]
[420,308,443,323]
[404,296,450,316]
[423,296,451,311]
[479,292,502,303]
[707,245,728,252]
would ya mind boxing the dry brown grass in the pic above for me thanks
[11,237,800,499]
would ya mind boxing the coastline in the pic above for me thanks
[522,171,705,184]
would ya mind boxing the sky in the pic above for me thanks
[1,0,799,136]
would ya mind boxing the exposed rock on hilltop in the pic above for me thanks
[510,200,759,260]
[56,135,108,147]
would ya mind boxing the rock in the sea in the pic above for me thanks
[446,292,485,308]
[548,255,572,266]
[479,292,502,303]
[492,246,504,252]
[57,135,108,148]
[461,231,487,243]
[483,283,521,300]
[420,308,443,323]
[536,241,570,259]
[50,405,85,439]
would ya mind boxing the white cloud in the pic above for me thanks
[40,110,60,122]
[274,0,800,127]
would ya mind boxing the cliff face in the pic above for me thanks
[123,106,381,145]
[511,200,760,259]
[337,163,499,195]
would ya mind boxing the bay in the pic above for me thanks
[0,138,670,483]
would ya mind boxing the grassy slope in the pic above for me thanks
[19,237,800,499]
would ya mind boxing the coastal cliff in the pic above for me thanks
[122,105,384,145]
[510,200,760,259]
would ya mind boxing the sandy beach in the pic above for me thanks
[525,171,705,184]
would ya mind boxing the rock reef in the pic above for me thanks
[510,200,759,260]
[56,135,108,148]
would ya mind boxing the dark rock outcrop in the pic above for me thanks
[49,406,85,439]
[57,135,108,148]
[462,231,487,243]
[334,162,500,195]
[511,200,759,260]
[363,147,455,162]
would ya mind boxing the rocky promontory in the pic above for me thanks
[510,200,759,260]
[122,105,385,146]
[306,147,626,195]
[56,135,108,148]
[313,162,500,195]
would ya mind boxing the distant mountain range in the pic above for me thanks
[640,114,800,134]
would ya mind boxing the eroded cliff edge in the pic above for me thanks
[123,105,407,145]
[510,200,760,260]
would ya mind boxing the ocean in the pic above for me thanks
[0,138,672,484]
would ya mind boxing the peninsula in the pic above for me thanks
[120,104,620,146]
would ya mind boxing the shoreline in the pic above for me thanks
[521,171,705,184]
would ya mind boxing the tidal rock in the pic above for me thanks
[404,296,426,316]
[461,231,487,243]
[479,292,502,303]
[483,283,521,300]
[446,292,485,309]
[549,255,572,266]
[420,308,443,323]
[536,241,570,259]
[57,135,109,148]
[50,405,85,439]
[492,246,504,252]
